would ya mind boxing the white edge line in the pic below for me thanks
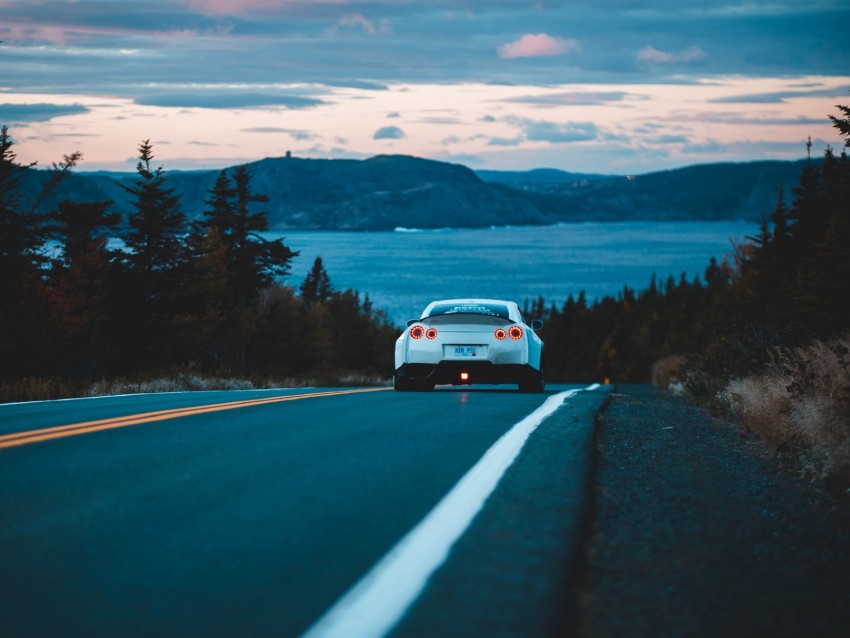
[302,386,592,638]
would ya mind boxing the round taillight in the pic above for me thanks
[410,325,425,339]
[508,325,523,340]
[494,328,507,340]
[426,327,438,339]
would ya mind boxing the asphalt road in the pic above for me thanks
[0,384,610,638]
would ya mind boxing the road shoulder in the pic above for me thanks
[577,384,850,637]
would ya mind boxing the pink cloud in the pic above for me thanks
[180,0,346,16]
[4,25,71,46]
[498,33,578,59]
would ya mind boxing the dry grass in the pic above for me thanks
[0,377,82,404]
[90,374,256,396]
[719,334,850,488]
[1,370,391,404]
[651,355,687,394]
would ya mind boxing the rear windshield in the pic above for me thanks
[425,303,511,321]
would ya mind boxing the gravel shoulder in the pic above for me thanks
[576,384,850,638]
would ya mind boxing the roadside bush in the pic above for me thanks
[651,355,687,392]
[0,377,81,404]
[720,334,850,487]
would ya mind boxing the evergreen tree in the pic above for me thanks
[190,164,298,368]
[0,127,41,379]
[301,256,334,304]
[0,127,81,379]
[230,165,297,302]
[48,200,120,376]
[122,140,188,277]
[118,140,189,372]
[0,127,41,287]
[828,99,850,144]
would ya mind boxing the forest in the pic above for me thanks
[0,133,399,400]
[2,101,849,487]
[530,101,850,488]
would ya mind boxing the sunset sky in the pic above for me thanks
[1,0,848,174]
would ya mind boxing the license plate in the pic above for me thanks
[447,345,482,358]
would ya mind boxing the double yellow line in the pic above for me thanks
[0,387,391,450]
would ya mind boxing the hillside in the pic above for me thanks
[504,160,811,222]
[19,154,810,230]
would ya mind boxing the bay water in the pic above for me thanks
[272,221,757,326]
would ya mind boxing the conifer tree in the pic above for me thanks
[301,256,334,304]
[828,100,850,143]
[122,140,188,277]
[118,140,189,371]
[0,127,41,379]
[190,164,298,368]
[230,165,297,303]
[0,127,81,379]
[49,200,120,376]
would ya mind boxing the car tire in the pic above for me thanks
[518,371,545,393]
[394,372,434,392]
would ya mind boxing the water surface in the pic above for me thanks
[273,221,756,325]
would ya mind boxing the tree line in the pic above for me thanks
[2,99,848,401]
[528,100,850,401]
[1,130,397,397]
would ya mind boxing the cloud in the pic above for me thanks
[508,117,599,143]
[636,45,706,64]
[323,79,388,91]
[668,111,827,126]
[0,103,89,123]
[331,13,390,35]
[498,33,578,59]
[241,127,314,140]
[709,87,845,104]
[487,136,524,147]
[3,25,72,46]
[373,125,405,140]
[505,91,635,107]
[134,92,324,109]
[179,0,321,16]
[647,134,690,145]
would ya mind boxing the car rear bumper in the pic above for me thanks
[395,361,540,386]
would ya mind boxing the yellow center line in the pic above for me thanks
[0,387,392,450]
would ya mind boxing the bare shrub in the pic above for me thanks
[721,375,796,448]
[651,355,687,391]
[89,374,256,396]
[721,334,850,484]
[0,378,77,403]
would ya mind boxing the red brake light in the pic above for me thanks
[508,326,523,340]
[460,371,469,382]
[426,328,438,339]
[494,328,507,340]
[410,325,425,339]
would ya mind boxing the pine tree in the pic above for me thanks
[117,140,189,371]
[828,100,850,144]
[0,127,81,379]
[230,165,297,302]
[301,256,334,304]
[122,140,188,277]
[195,165,297,309]
[0,127,42,379]
[48,200,120,376]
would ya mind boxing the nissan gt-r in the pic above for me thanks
[393,298,544,392]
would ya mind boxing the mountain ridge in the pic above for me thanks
[17,154,809,230]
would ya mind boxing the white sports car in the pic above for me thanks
[393,299,545,392]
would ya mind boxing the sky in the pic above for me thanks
[1,0,849,174]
